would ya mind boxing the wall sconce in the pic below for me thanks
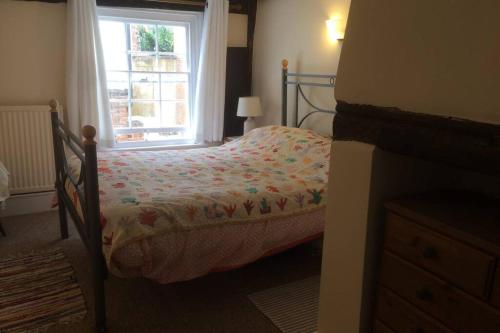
[326,18,345,42]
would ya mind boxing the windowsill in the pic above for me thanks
[101,141,222,152]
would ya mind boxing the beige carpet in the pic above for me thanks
[0,211,322,333]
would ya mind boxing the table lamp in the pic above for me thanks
[237,97,263,134]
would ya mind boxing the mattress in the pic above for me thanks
[66,126,331,280]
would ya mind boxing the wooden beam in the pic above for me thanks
[333,101,500,176]
[21,0,249,14]
[247,0,257,91]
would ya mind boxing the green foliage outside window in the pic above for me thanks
[158,26,174,52]
[137,25,174,53]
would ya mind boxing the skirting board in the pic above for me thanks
[0,191,56,217]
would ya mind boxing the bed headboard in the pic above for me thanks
[281,59,336,128]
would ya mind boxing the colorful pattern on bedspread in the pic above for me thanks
[67,126,331,275]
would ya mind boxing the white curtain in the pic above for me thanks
[66,0,113,147]
[193,0,229,143]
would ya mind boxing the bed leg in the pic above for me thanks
[93,257,107,333]
[57,190,69,239]
[82,126,107,332]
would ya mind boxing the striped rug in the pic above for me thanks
[248,275,320,333]
[0,248,87,332]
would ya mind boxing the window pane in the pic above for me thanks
[115,133,145,143]
[157,26,174,52]
[131,55,157,72]
[131,73,159,100]
[170,26,187,54]
[146,129,186,141]
[99,15,196,145]
[161,101,188,127]
[131,102,160,128]
[161,73,188,100]
[130,24,157,52]
[110,102,129,128]
[158,54,187,72]
[107,72,129,100]
[105,53,128,71]
[100,21,128,71]
[100,21,127,52]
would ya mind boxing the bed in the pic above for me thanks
[50,59,336,331]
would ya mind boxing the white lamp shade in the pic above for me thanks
[237,97,263,117]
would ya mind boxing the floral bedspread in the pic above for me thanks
[68,126,332,274]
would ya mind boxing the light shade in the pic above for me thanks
[237,97,263,117]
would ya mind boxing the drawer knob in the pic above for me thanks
[416,288,434,302]
[422,247,438,259]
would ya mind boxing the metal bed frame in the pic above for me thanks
[49,59,335,332]
[50,102,107,332]
[281,59,336,127]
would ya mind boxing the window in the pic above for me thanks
[98,8,202,147]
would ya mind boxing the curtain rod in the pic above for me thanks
[142,0,243,11]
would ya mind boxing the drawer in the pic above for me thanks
[385,212,495,299]
[376,286,453,333]
[493,264,500,308]
[379,251,500,333]
[373,320,395,333]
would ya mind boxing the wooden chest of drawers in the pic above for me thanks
[375,192,500,333]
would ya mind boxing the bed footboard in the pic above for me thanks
[49,100,107,332]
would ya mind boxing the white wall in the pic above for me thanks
[252,0,350,135]
[228,14,248,47]
[336,0,500,124]
[0,0,247,107]
[0,1,66,105]
[319,1,500,332]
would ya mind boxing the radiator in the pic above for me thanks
[0,105,55,194]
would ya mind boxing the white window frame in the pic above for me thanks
[98,7,203,148]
